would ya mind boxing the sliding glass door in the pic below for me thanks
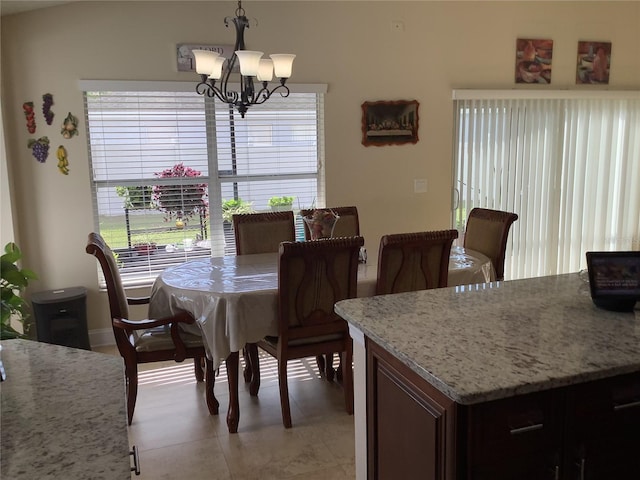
[453,91,640,280]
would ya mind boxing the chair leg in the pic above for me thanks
[246,343,260,396]
[205,358,219,415]
[194,356,205,382]
[336,353,343,384]
[125,362,138,425]
[242,346,252,383]
[277,358,292,428]
[315,354,325,376]
[325,353,335,381]
[315,353,335,381]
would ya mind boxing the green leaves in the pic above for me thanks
[1,242,38,340]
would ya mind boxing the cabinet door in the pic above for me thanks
[564,372,640,479]
[367,339,456,480]
[464,390,564,480]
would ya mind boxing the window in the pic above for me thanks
[453,91,640,280]
[82,81,326,285]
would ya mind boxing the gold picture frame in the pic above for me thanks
[361,100,419,147]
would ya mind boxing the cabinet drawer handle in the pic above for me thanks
[613,399,640,411]
[509,423,543,435]
[130,445,140,475]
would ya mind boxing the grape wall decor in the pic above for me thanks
[22,102,36,134]
[42,93,54,125]
[27,136,50,163]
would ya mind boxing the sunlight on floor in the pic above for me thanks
[137,352,332,387]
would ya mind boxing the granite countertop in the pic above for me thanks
[0,339,131,479]
[335,273,640,405]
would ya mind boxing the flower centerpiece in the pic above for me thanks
[152,163,208,225]
[303,209,340,240]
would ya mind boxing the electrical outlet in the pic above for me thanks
[391,20,405,32]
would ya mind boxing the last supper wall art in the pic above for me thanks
[515,38,553,84]
[361,100,419,147]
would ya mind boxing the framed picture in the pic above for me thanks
[515,38,553,84]
[576,41,611,84]
[361,100,419,147]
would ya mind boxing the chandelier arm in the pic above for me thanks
[251,84,291,106]
[196,76,237,104]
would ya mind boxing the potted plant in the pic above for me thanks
[152,163,208,226]
[1,243,38,339]
[115,185,154,210]
[268,196,294,212]
[222,198,254,223]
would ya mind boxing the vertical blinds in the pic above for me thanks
[83,82,325,284]
[453,92,640,280]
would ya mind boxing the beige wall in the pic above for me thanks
[2,1,639,339]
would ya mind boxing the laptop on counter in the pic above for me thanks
[586,251,640,312]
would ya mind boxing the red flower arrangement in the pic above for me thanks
[152,163,208,223]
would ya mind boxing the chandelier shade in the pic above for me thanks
[257,59,274,82]
[192,1,296,118]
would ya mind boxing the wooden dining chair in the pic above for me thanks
[85,232,218,425]
[376,230,459,295]
[300,206,360,240]
[255,236,364,428]
[300,206,360,380]
[463,208,518,281]
[232,211,296,391]
[232,211,296,255]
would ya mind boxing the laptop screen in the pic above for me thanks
[585,251,640,308]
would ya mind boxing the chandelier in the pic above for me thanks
[192,1,296,118]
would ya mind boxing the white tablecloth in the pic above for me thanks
[149,246,494,370]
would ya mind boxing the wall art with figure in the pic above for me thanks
[576,41,611,84]
[361,100,419,147]
[515,38,553,84]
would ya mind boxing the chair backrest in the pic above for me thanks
[376,230,459,295]
[86,232,129,321]
[463,208,518,281]
[277,236,364,338]
[85,232,134,355]
[233,211,296,255]
[300,206,360,240]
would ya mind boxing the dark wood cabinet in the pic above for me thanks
[367,339,640,480]
[367,338,456,480]
[464,388,564,479]
[562,374,640,479]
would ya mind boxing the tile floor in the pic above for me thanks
[94,346,355,479]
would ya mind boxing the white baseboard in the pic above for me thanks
[89,328,115,348]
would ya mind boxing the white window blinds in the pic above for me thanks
[82,81,325,285]
[453,91,640,280]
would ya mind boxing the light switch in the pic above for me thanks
[414,179,427,193]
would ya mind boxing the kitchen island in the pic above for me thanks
[0,339,131,479]
[335,273,640,480]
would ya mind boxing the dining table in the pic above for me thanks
[148,245,495,433]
